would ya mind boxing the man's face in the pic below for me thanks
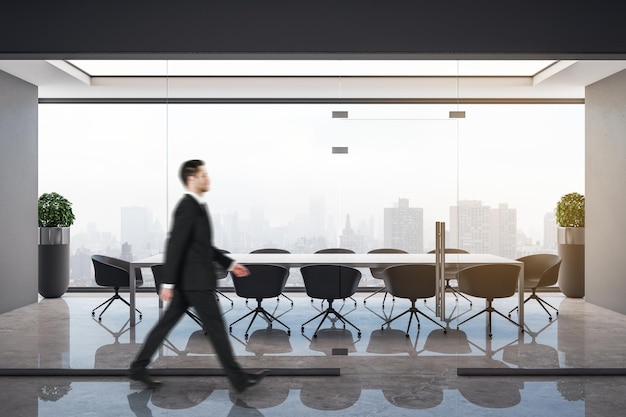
[189,165,211,194]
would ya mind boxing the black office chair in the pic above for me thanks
[314,248,358,306]
[229,264,291,339]
[91,254,143,321]
[300,264,362,338]
[364,248,408,306]
[151,263,205,329]
[508,254,562,320]
[249,248,293,305]
[214,249,234,306]
[381,264,447,337]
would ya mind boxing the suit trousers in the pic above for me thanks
[131,289,248,387]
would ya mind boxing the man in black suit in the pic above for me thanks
[129,159,268,391]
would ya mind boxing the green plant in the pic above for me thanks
[38,192,75,227]
[555,192,585,227]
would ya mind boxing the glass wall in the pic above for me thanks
[38,102,584,288]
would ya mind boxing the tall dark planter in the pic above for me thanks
[557,227,585,298]
[38,227,70,298]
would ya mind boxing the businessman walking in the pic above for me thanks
[129,159,267,392]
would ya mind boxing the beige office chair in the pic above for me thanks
[508,254,561,320]
[364,248,408,306]
[427,248,472,305]
[381,264,446,337]
[456,264,522,338]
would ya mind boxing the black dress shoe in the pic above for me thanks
[234,369,270,393]
[129,369,162,389]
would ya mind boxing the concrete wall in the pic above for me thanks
[0,70,38,314]
[585,69,626,314]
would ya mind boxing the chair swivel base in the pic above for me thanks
[458,301,523,338]
[301,302,361,339]
[91,293,142,321]
[508,291,559,321]
[229,301,290,340]
[382,301,446,337]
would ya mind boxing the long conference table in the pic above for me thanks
[129,253,524,329]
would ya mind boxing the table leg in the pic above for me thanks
[130,266,136,327]
[518,264,524,330]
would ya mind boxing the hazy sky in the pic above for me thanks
[38,102,584,246]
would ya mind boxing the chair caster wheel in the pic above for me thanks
[91,312,95,317]
[357,332,361,338]
[244,334,248,340]
[229,326,232,333]
[98,317,102,322]
[405,333,409,338]
[139,315,142,319]
[287,330,291,336]
[313,334,318,338]
[301,327,304,333]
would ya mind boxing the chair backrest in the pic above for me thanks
[367,248,408,279]
[151,264,165,294]
[457,264,521,299]
[516,254,561,288]
[92,254,143,288]
[250,248,291,269]
[427,248,470,254]
[250,248,290,254]
[300,264,361,300]
[315,248,355,254]
[231,264,289,299]
[383,264,438,300]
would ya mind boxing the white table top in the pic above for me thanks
[132,252,521,268]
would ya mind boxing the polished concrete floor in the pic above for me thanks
[1,289,626,416]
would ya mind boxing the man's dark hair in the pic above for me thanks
[179,159,205,186]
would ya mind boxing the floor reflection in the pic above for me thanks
[2,293,626,415]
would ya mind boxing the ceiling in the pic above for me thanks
[1,59,626,101]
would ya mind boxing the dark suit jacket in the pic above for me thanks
[163,194,233,291]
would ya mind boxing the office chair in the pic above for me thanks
[249,248,294,305]
[456,264,523,338]
[300,264,362,338]
[314,248,358,305]
[427,248,472,305]
[508,254,561,320]
[91,254,143,321]
[229,264,291,339]
[381,264,447,337]
[364,248,408,306]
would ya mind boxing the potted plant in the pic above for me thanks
[555,192,585,298]
[38,192,75,298]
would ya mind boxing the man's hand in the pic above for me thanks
[159,287,174,302]
[232,263,250,277]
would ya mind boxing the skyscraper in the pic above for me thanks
[384,198,423,253]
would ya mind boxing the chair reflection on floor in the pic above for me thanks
[381,264,446,337]
[418,328,472,355]
[245,328,292,356]
[383,382,443,410]
[300,377,361,411]
[93,318,139,369]
[366,328,418,356]
[306,327,359,355]
[300,264,362,338]
[229,264,291,339]
[150,379,213,411]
